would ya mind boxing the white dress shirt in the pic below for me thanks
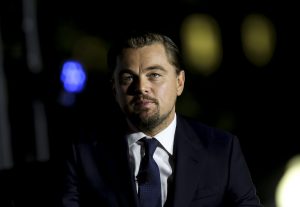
[126,114,177,206]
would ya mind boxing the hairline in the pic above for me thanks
[108,32,183,76]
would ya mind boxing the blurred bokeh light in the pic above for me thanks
[241,13,276,67]
[276,155,300,207]
[180,13,222,76]
[60,60,86,93]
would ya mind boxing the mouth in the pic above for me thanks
[130,95,158,111]
[134,99,155,108]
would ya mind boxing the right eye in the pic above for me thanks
[120,73,134,84]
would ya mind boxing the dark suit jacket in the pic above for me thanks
[60,115,262,207]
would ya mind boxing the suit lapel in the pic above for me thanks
[171,116,207,207]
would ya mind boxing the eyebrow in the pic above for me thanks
[144,65,167,72]
[118,68,135,75]
[118,65,167,75]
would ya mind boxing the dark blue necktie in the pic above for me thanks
[137,138,162,207]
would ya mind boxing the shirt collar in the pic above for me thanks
[126,114,177,155]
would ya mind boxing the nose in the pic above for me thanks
[135,77,149,94]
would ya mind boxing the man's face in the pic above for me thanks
[112,43,185,134]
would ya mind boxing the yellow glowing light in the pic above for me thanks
[276,155,300,207]
[180,13,222,76]
[241,14,276,67]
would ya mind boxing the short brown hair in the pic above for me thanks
[107,31,184,76]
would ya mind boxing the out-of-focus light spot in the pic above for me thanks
[276,155,300,207]
[180,13,222,76]
[60,60,87,93]
[73,36,107,71]
[241,14,276,67]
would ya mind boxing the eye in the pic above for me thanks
[148,73,161,79]
[119,73,134,84]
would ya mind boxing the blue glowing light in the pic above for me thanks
[60,61,87,93]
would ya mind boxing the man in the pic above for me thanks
[60,31,263,207]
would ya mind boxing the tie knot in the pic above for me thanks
[141,138,159,157]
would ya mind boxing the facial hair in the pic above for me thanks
[126,95,172,133]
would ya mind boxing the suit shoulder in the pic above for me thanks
[177,114,236,146]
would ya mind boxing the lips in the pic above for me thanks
[134,99,154,108]
[135,99,153,104]
[130,95,158,111]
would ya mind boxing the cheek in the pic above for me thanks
[115,84,127,97]
[156,84,177,105]
[115,89,132,107]
[114,88,126,105]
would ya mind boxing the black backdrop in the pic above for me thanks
[0,0,299,206]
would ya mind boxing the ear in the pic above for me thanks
[176,70,185,96]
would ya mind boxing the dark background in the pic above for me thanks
[0,0,299,206]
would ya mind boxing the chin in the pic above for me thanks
[129,111,160,127]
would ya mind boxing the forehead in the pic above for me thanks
[116,43,169,66]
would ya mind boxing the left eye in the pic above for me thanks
[148,73,161,78]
